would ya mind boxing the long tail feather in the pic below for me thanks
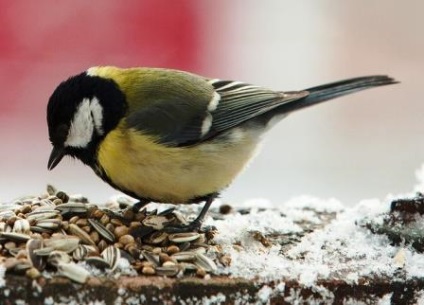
[279,75,398,113]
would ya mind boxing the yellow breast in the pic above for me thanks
[96,126,259,203]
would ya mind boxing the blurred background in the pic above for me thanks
[0,1,422,206]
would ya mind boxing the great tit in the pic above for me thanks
[47,66,397,232]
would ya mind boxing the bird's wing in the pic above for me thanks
[126,77,307,147]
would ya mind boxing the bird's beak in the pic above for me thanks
[48,146,65,170]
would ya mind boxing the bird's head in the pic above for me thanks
[47,71,126,170]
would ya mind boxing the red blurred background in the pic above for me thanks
[1,1,423,205]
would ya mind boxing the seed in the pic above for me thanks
[88,219,115,243]
[57,262,90,283]
[119,234,134,246]
[162,260,176,267]
[69,224,95,246]
[4,241,16,250]
[219,254,232,267]
[110,218,123,226]
[48,251,71,267]
[81,225,92,233]
[155,265,179,277]
[114,226,129,239]
[55,203,87,215]
[73,245,98,261]
[101,246,121,271]
[35,219,61,230]
[26,210,60,221]
[55,191,69,203]
[1,232,31,242]
[145,231,168,245]
[45,236,80,252]
[114,242,124,249]
[171,251,196,262]
[69,216,79,224]
[196,267,207,278]
[141,266,155,275]
[97,240,108,253]
[168,232,200,243]
[123,209,134,221]
[142,251,159,266]
[91,209,104,219]
[26,267,41,279]
[166,245,180,255]
[26,239,45,271]
[76,218,88,227]
[13,219,30,234]
[85,257,110,269]
[100,214,110,225]
[159,253,172,264]
[46,184,57,196]
[90,231,100,244]
[52,198,63,206]
[194,253,217,272]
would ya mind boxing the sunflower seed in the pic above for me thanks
[101,246,120,271]
[141,251,159,267]
[13,219,30,234]
[26,210,60,221]
[168,232,200,243]
[171,251,196,262]
[35,219,62,230]
[145,231,168,244]
[85,257,110,269]
[88,218,115,243]
[57,262,90,283]
[43,236,80,253]
[155,265,179,277]
[1,232,31,242]
[55,203,88,215]
[68,224,96,246]
[26,239,45,270]
[194,253,217,272]
[73,244,98,261]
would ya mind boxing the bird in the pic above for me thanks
[47,66,397,232]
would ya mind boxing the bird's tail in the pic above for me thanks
[279,75,398,113]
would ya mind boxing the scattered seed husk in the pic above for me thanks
[0,185,218,283]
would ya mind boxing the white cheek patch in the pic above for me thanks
[64,97,103,148]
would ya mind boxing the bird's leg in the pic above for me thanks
[132,198,151,212]
[165,194,217,233]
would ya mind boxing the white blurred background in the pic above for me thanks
[0,1,423,206]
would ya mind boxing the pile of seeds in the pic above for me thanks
[0,186,217,283]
